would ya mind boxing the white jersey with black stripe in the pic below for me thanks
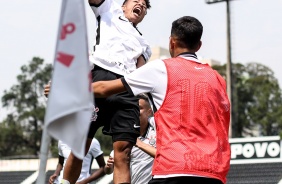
[55,139,103,184]
[130,117,156,184]
[89,0,151,76]
[78,138,103,182]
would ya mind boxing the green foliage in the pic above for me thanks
[0,56,112,158]
[0,57,55,157]
[243,63,282,136]
[95,127,113,156]
[49,139,59,157]
[0,115,25,157]
[213,62,282,137]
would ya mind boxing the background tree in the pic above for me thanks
[0,57,113,158]
[244,63,282,136]
[95,128,113,155]
[213,62,282,137]
[0,114,25,157]
[0,57,53,157]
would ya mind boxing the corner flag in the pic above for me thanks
[44,0,93,159]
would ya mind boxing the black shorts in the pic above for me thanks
[87,65,140,143]
[148,176,223,184]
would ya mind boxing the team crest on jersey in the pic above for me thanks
[91,106,99,122]
[149,137,156,146]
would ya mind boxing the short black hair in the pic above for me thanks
[171,16,203,50]
[122,0,151,9]
[137,93,149,102]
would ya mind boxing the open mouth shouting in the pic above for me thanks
[122,0,148,25]
[133,6,143,17]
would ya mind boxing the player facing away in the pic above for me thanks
[91,16,231,184]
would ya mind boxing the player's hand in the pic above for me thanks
[44,83,51,97]
[49,174,58,184]
[104,156,114,174]
[135,138,143,147]
[106,157,114,166]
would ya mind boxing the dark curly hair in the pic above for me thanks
[122,0,151,9]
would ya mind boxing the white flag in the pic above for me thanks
[45,0,93,159]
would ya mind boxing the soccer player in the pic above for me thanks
[61,0,152,183]
[49,138,105,184]
[92,16,231,184]
[104,94,157,184]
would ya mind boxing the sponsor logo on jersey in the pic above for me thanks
[194,66,205,70]
[133,124,140,129]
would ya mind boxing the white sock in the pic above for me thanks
[60,179,70,184]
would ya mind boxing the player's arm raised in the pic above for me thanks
[88,0,104,5]
[136,55,146,68]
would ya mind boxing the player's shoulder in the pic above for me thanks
[110,150,114,158]
[142,59,166,73]
[58,141,71,152]
[91,138,101,148]
[147,59,165,66]
[88,138,103,157]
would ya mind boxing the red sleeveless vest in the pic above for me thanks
[152,57,231,183]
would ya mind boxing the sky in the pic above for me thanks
[0,0,282,120]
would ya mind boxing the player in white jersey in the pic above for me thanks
[104,94,157,184]
[49,138,105,184]
[89,0,151,75]
[60,0,152,184]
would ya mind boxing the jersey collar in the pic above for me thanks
[177,52,201,63]
[133,25,142,36]
[119,15,142,36]
[177,52,197,59]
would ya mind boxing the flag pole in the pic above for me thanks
[36,125,51,184]
[36,0,67,183]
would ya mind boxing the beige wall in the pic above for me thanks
[149,46,170,61]
[0,156,110,171]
